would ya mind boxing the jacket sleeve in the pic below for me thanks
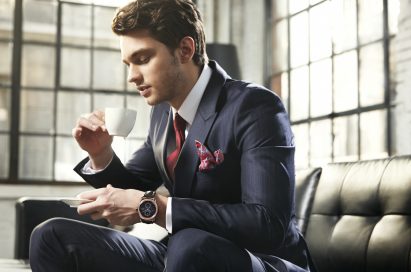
[73,135,163,191]
[171,87,297,254]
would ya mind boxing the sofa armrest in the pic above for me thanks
[295,167,322,235]
[15,197,109,260]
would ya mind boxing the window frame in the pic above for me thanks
[2,0,146,184]
[266,0,395,168]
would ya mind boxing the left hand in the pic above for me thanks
[77,184,143,226]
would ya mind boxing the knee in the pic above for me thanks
[166,228,219,269]
[169,228,214,254]
[30,217,73,251]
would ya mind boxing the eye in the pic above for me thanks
[136,56,150,65]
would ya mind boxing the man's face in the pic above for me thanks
[120,30,183,107]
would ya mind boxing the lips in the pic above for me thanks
[137,85,151,97]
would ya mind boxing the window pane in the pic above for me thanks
[389,0,400,35]
[60,47,90,88]
[21,44,55,88]
[334,51,358,112]
[0,42,12,84]
[19,135,53,180]
[125,138,145,162]
[20,90,54,133]
[360,110,387,159]
[55,136,87,181]
[111,137,145,163]
[0,88,10,131]
[93,50,124,91]
[389,34,397,94]
[126,95,151,138]
[333,115,359,162]
[310,59,332,117]
[292,123,309,169]
[290,66,309,121]
[310,2,332,61]
[93,93,124,110]
[0,134,8,178]
[272,0,288,19]
[94,6,118,48]
[23,0,57,43]
[0,0,14,39]
[359,42,384,107]
[62,3,91,46]
[57,91,91,134]
[272,19,288,73]
[331,0,357,53]
[310,119,332,166]
[358,0,383,45]
[290,12,309,67]
[271,72,289,110]
[289,0,308,14]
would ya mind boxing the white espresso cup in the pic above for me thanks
[105,107,137,137]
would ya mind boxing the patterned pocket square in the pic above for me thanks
[195,140,224,172]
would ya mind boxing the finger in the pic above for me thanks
[77,199,111,215]
[77,187,107,200]
[90,211,104,221]
[76,110,105,131]
[72,127,82,139]
[93,109,105,121]
[88,112,105,127]
[93,110,108,131]
[77,116,99,132]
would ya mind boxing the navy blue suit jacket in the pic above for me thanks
[74,61,312,269]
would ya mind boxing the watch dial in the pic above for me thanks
[139,201,156,217]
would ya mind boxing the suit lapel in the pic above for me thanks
[153,107,174,186]
[173,62,228,197]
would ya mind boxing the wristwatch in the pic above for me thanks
[137,191,158,224]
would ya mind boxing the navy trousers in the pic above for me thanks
[29,218,253,272]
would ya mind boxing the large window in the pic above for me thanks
[269,0,400,169]
[0,0,150,183]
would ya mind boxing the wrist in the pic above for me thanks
[155,195,167,228]
[90,147,114,170]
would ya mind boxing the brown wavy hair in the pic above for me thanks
[112,0,207,66]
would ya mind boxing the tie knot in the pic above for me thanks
[174,112,186,131]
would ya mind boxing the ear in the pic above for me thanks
[178,36,196,64]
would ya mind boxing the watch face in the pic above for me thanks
[139,200,157,218]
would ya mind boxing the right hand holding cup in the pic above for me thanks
[72,109,113,156]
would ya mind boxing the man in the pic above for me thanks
[29,0,315,271]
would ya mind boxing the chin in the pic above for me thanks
[144,96,161,106]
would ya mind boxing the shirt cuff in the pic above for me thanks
[81,157,113,175]
[165,197,173,234]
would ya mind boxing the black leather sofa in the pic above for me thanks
[296,155,411,272]
[14,155,411,271]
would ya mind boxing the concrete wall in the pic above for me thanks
[393,0,411,155]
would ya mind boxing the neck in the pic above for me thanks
[170,63,202,110]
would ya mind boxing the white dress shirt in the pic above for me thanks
[82,64,212,234]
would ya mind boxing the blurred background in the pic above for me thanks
[0,0,409,259]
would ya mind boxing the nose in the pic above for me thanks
[127,64,143,85]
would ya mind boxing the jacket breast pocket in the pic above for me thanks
[193,165,225,198]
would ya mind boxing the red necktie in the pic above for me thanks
[166,113,186,180]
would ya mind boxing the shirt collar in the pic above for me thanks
[171,64,212,126]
